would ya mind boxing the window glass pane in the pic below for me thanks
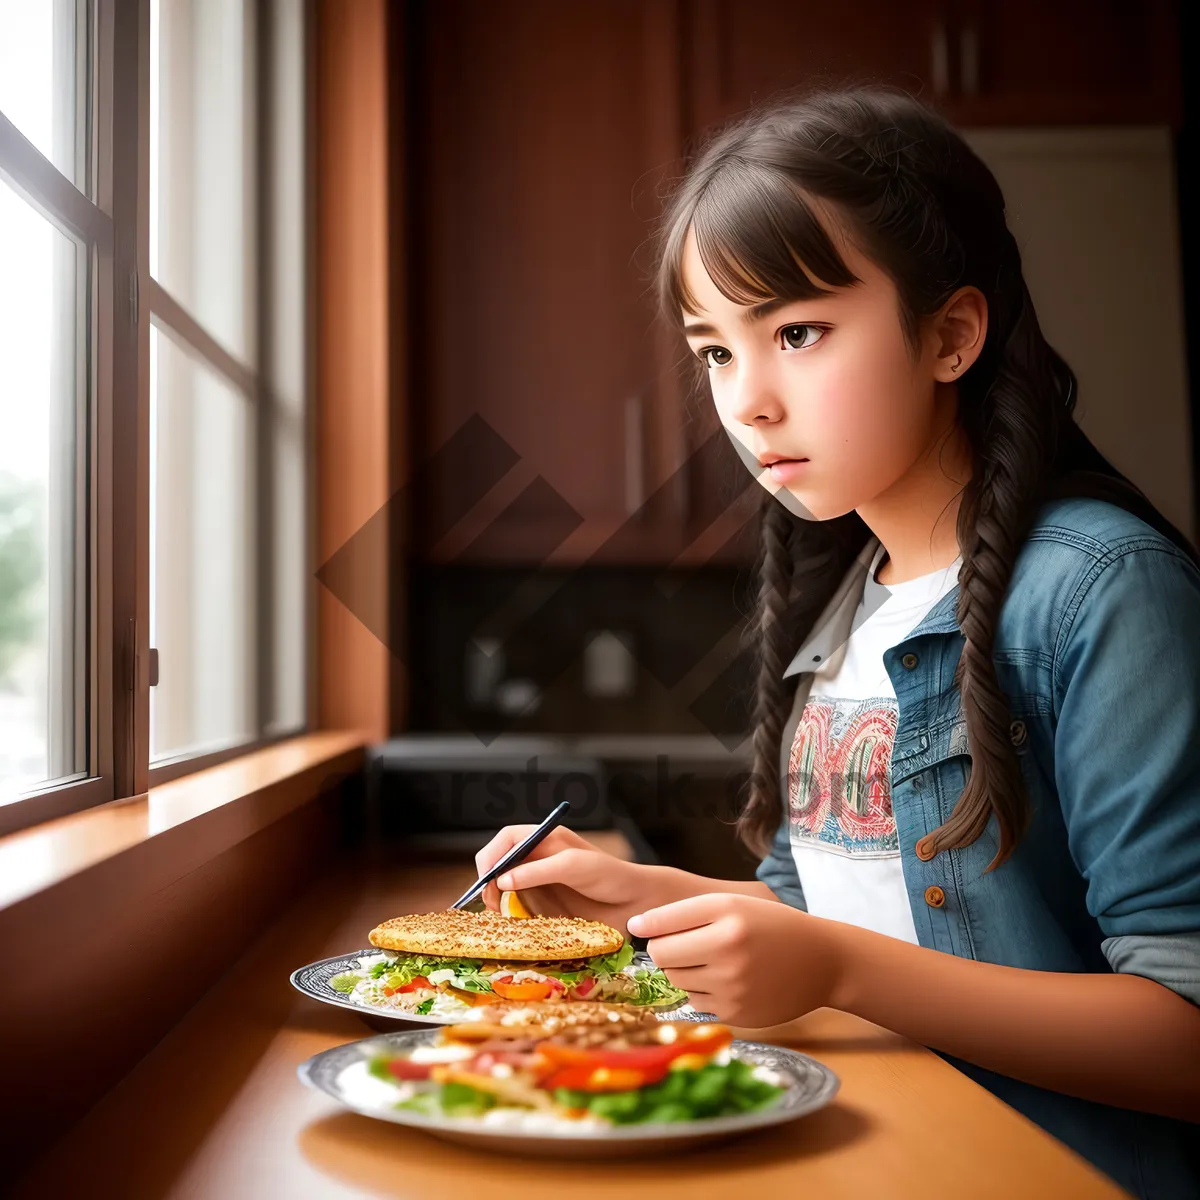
[0,0,83,187]
[0,179,84,803]
[150,327,256,761]
[150,0,256,363]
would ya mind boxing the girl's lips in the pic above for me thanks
[767,458,810,484]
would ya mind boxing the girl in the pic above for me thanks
[476,89,1200,1197]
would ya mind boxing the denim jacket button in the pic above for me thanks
[916,837,936,862]
[901,652,919,670]
[924,885,946,908]
[1010,719,1027,747]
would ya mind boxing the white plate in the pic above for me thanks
[290,949,709,1029]
[297,1028,840,1158]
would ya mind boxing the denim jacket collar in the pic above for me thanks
[781,536,961,679]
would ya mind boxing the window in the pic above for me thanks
[0,0,88,817]
[0,179,86,802]
[0,0,84,187]
[0,0,310,828]
[149,0,308,777]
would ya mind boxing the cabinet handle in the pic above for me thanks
[625,395,646,517]
[960,25,980,97]
[930,20,950,97]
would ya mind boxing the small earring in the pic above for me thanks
[951,354,963,374]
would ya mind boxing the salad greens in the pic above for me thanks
[555,1060,783,1124]
[391,1060,783,1125]
[537,940,637,982]
[371,941,638,986]
[398,1081,496,1118]
[626,967,688,1007]
[331,939,686,1011]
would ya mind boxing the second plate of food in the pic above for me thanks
[297,1004,839,1158]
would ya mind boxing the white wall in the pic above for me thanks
[967,127,1194,540]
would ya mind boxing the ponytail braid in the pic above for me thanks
[738,498,868,856]
[935,263,1058,866]
[738,499,799,857]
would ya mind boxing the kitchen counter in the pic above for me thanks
[13,831,1128,1199]
[369,733,752,775]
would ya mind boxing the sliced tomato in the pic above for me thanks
[492,979,554,1001]
[398,975,432,994]
[542,1064,657,1093]
[539,1026,733,1074]
[570,975,597,999]
[386,1058,433,1081]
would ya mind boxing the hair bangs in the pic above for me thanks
[661,160,860,320]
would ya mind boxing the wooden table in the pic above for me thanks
[13,833,1129,1199]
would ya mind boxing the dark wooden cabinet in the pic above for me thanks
[683,0,945,134]
[407,0,707,565]
[945,0,1181,126]
[682,0,1180,132]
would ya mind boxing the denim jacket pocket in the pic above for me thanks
[890,715,967,788]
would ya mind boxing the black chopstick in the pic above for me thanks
[450,801,572,910]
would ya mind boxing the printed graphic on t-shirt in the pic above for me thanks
[788,695,899,858]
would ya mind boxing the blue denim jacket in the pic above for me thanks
[757,496,1200,1199]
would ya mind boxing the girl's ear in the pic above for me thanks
[932,286,988,382]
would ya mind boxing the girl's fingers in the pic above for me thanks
[643,924,723,971]
[627,893,726,940]
[475,827,539,910]
[474,825,538,878]
[475,827,597,911]
[495,848,596,895]
[475,825,590,876]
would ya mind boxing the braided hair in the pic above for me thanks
[657,88,1194,868]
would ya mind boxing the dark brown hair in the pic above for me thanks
[657,88,1195,869]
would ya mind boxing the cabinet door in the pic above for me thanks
[946,0,1180,126]
[411,0,692,565]
[684,0,947,134]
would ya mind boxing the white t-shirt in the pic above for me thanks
[785,545,960,944]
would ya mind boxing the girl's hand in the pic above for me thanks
[473,825,664,930]
[628,894,846,1028]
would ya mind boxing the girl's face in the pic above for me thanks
[680,227,965,523]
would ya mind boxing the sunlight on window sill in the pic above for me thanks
[0,731,366,912]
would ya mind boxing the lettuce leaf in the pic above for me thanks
[539,940,636,982]
[449,971,493,993]
[367,1055,395,1082]
[395,1081,497,1117]
[361,940,639,993]
[588,940,636,976]
[556,1060,782,1124]
[372,954,485,984]
[625,967,688,1007]
[329,972,361,994]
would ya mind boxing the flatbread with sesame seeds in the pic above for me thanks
[368,909,624,961]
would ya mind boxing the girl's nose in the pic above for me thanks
[726,373,786,427]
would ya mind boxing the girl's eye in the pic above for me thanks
[699,346,732,368]
[780,324,825,350]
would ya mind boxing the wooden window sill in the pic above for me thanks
[0,731,368,915]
